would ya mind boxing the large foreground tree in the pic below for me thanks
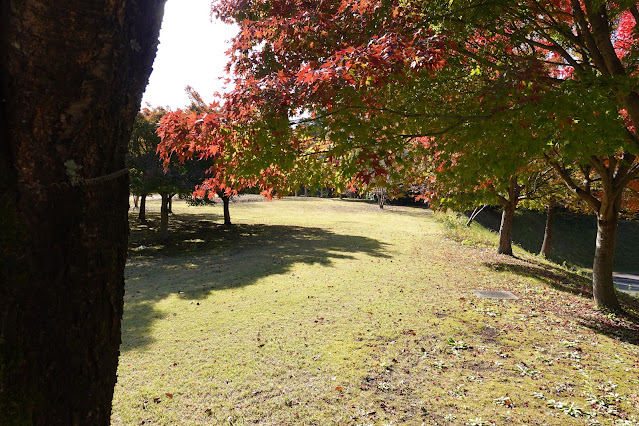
[0,1,165,423]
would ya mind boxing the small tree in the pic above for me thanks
[158,107,260,226]
[129,107,208,238]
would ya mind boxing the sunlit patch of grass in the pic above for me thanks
[112,198,639,425]
[433,210,502,251]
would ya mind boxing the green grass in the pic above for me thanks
[112,198,639,425]
[467,207,639,273]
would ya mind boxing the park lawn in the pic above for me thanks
[112,198,639,425]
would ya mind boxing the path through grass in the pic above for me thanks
[112,198,639,425]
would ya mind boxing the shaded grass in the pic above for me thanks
[113,199,639,425]
[469,207,639,273]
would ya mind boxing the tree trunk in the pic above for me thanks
[0,2,165,424]
[160,193,170,240]
[139,193,148,222]
[496,177,521,256]
[133,194,140,211]
[168,193,173,213]
[377,189,386,209]
[540,203,556,257]
[222,195,232,226]
[592,195,622,311]
[498,204,515,255]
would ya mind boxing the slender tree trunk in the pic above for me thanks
[496,177,521,256]
[377,188,386,209]
[498,204,515,255]
[160,193,170,240]
[133,194,140,211]
[168,193,173,213]
[139,193,148,222]
[540,203,556,257]
[0,1,166,424]
[466,205,486,227]
[592,194,622,311]
[222,195,232,226]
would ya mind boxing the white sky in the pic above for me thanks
[141,0,237,109]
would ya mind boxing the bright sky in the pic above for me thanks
[141,0,237,109]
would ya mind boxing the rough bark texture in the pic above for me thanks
[592,194,622,311]
[540,204,556,258]
[222,195,232,226]
[0,1,165,424]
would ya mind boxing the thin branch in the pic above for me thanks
[399,120,466,139]
[613,154,639,197]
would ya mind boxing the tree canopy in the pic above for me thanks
[205,0,639,310]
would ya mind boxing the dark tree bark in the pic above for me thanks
[139,193,148,222]
[498,204,515,255]
[160,193,170,240]
[0,1,165,424]
[495,177,521,256]
[592,192,622,311]
[133,194,140,211]
[222,194,232,226]
[540,203,556,258]
[168,193,174,213]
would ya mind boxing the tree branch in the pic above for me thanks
[570,0,610,75]
[583,0,626,76]
[544,152,601,211]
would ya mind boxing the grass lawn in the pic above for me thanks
[112,198,639,425]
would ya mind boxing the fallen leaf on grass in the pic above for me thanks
[165,393,173,398]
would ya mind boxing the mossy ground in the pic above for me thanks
[112,198,639,425]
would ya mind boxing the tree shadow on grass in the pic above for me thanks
[483,258,639,346]
[122,213,391,351]
[483,259,593,298]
